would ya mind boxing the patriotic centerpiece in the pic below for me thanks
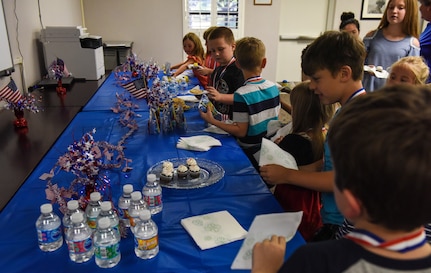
[1,78,41,128]
[46,58,71,95]
[41,128,133,214]
[114,53,160,100]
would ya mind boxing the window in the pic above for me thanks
[183,0,243,41]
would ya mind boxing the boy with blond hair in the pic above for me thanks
[200,37,280,170]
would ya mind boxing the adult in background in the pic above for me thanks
[418,0,431,82]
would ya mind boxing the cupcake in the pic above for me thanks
[186,158,197,167]
[177,164,189,179]
[160,167,174,183]
[189,164,201,179]
[162,161,174,170]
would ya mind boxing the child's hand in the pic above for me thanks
[206,86,222,101]
[199,105,215,124]
[274,136,284,144]
[196,66,210,76]
[252,235,286,273]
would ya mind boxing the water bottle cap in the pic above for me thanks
[100,201,112,211]
[90,192,101,201]
[123,184,133,193]
[40,203,53,214]
[138,210,151,220]
[71,212,84,223]
[131,191,142,201]
[147,173,157,183]
[98,217,110,229]
[67,200,79,210]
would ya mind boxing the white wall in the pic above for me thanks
[1,0,82,92]
[1,0,400,92]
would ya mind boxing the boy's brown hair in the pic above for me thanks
[207,26,235,45]
[328,85,431,231]
[234,37,265,71]
[301,31,366,81]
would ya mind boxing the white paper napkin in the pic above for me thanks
[176,135,222,151]
[177,95,199,102]
[181,210,248,250]
[259,138,298,170]
[231,211,303,270]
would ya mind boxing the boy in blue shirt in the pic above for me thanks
[260,31,367,240]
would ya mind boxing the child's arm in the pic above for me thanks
[172,58,195,77]
[196,66,213,76]
[199,107,248,138]
[259,165,335,192]
[252,235,286,273]
[206,86,234,105]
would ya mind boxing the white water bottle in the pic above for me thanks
[94,217,121,268]
[128,191,148,228]
[85,192,101,231]
[97,201,120,236]
[142,174,163,214]
[133,210,159,259]
[66,212,94,263]
[36,203,63,252]
[63,200,85,235]
[118,184,133,227]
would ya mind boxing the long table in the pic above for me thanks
[0,72,304,273]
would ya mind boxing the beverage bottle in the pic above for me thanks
[133,210,159,259]
[118,184,133,227]
[97,201,120,236]
[128,191,148,228]
[62,200,85,235]
[94,217,121,268]
[66,212,94,263]
[35,203,63,252]
[142,173,163,214]
[85,191,101,231]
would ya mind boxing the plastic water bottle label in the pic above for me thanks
[67,238,93,254]
[95,243,120,260]
[87,217,97,229]
[37,227,62,244]
[144,195,162,208]
[118,209,130,221]
[134,235,158,251]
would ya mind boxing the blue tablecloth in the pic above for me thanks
[83,72,201,112]
[0,72,304,273]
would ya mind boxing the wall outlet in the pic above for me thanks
[13,57,23,65]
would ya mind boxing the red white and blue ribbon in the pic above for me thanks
[345,228,427,253]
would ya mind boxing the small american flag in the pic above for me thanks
[121,78,147,99]
[0,78,23,104]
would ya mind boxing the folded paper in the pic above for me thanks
[231,211,303,270]
[259,138,298,170]
[181,210,247,250]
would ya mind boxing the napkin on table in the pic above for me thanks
[231,211,303,270]
[259,138,298,170]
[176,135,222,151]
[181,210,248,250]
